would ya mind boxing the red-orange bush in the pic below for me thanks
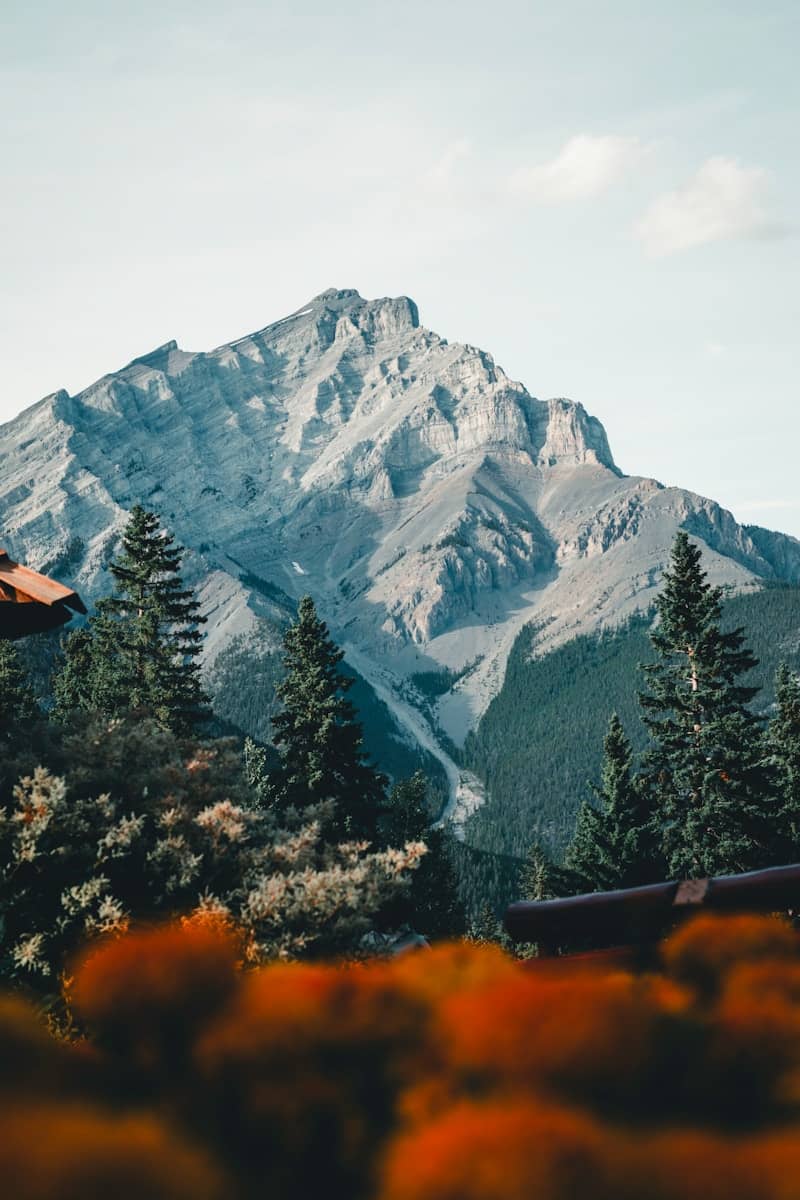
[379,1100,623,1200]
[0,1106,226,1200]
[4,912,800,1199]
[623,1130,766,1200]
[71,921,240,1065]
[386,940,518,1002]
[380,1107,791,1200]
[743,1131,800,1199]
[437,967,692,1112]
[192,960,433,1197]
[701,959,800,1118]
[661,914,798,999]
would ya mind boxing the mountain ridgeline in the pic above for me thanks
[3,288,800,892]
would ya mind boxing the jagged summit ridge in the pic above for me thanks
[1,289,799,771]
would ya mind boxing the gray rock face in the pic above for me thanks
[2,287,800,802]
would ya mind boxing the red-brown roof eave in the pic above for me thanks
[0,549,87,614]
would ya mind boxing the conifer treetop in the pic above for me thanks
[52,505,209,735]
[265,595,386,839]
[639,531,775,879]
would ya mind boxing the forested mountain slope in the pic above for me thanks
[456,583,800,913]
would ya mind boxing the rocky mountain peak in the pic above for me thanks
[125,340,180,369]
[2,288,799,773]
[306,286,420,334]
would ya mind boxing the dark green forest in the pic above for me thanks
[17,565,800,921]
[202,630,450,798]
[18,622,449,801]
[460,583,800,911]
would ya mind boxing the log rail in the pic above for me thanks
[504,862,800,956]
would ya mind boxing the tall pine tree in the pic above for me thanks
[263,596,386,839]
[53,506,208,734]
[639,531,775,878]
[769,664,800,857]
[565,713,662,891]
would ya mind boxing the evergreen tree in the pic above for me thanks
[381,772,465,938]
[52,506,208,734]
[467,902,512,949]
[0,639,39,747]
[264,596,386,839]
[518,839,571,901]
[565,714,662,891]
[52,625,95,719]
[639,531,776,878]
[769,664,800,854]
[564,801,607,893]
[243,736,271,808]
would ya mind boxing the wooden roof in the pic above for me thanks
[0,549,86,639]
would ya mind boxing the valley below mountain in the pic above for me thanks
[3,287,800,852]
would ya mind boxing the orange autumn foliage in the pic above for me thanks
[2,913,800,1198]
[0,1106,226,1200]
[71,921,240,1062]
[380,1111,789,1200]
[703,959,800,1117]
[661,913,798,999]
[386,939,518,1003]
[622,1130,766,1200]
[436,968,692,1110]
[192,960,433,1196]
[743,1132,800,1200]
[379,1100,624,1200]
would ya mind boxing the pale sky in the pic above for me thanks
[2,1,799,535]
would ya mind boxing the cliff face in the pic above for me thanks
[2,287,799,763]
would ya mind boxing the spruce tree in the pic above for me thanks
[381,772,465,937]
[518,839,570,901]
[0,639,39,747]
[564,800,608,893]
[264,596,386,839]
[565,714,662,891]
[52,626,95,720]
[243,736,271,809]
[52,506,208,734]
[769,664,800,855]
[639,531,776,878]
[467,902,511,949]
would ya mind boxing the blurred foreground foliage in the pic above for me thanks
[6,913,800,1198]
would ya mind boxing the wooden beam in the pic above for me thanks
[504,862,800,953]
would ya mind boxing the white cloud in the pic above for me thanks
[509,134,644,202]
[635,156,776,256]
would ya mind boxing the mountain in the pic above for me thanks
[3,287,800,832]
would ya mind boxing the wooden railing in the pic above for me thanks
[504,862,800,956]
